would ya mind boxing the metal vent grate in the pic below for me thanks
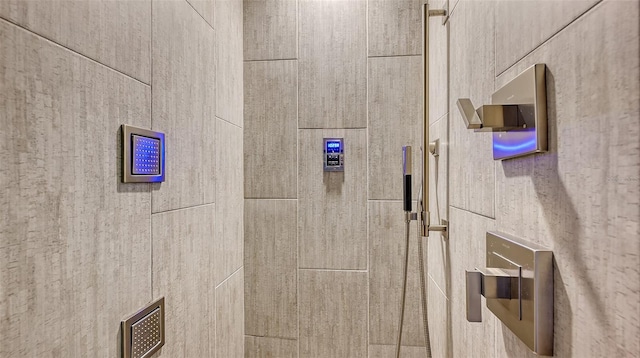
[131,308,162,358]
[122,297,165,358]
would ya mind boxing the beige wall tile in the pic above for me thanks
[244,0,297,60]
[0,22,151,357]
[494,2,639,356]
[368,345,427,358]
[495,0,598,74]
[448,0,496,218]
[245,336,298,358]
[244,199,297,338]
[427,278,451,358]
[368,56,423,200]
[0,0,150,83]
[298,129,367,269]
[215,119,244,284]
[216,0,244,127]
[428,2,448,124]
[369,201,426,346]
[152,205,216,357]
[244,60,298,199]
[448,207,497,358]
[368,0,422,57]
[298,0,367,128]
[187,0,214,27]
[426,117,450,293]
[151,0,216,212]
[299,270,368,358]
[216,268,245,358]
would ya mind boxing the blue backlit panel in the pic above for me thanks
[492,130,537,160]
[132,135,161,175]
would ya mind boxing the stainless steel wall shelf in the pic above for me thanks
[466,232,554,356]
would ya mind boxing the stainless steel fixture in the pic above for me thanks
[456,63,548,160]
[465,232,554,356]
[121,124,166,183]
[121,297,165,358]
[323,137,344,172]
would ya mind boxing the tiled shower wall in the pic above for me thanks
[244,1,639,358]
[0,0,244,356]
[243,0,433,356]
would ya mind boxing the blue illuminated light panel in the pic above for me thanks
[132,135,161,175]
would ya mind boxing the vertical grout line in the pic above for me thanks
[364,0,370,354]
[295,1,300,355]
[149,0,154,301]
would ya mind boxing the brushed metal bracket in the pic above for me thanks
[465,232,553,356]
[456,63,547,160]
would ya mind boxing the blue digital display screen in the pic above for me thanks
[326,141,341,153]
[132,135,161,175]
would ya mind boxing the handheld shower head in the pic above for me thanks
[402,146,412,212]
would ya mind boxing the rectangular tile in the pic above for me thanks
[245,336,297,358]
[426,117,449,292]
[495,0,598,74]
[494,1,639,356]
[368,0,422,57]
[244,0,297,60]
[426,277,450,358]
[187,0,214,27]
[298,129,367,269]
[298,0,367,128]
[244,199,297,338]
[216,0,243,126]
[448,207,496,358]
[369,201,426,346]
[151,0,216,212]
[428,0,448,124]
[448,0,496,218]
[369,345,427,358]
[299,270,368,358]
[215,119,244,284]
[244,60,298,199]
[368,55,423,200]
[0,21,151,357]
[0,0,151,83]
[216,268,245,358]
[152,205,216,357]
[368,345,427,358]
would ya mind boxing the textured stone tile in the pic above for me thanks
[426,117,449,293]
[244,60,297,199]
[215,119,243,284]
[448,0,496,218]
[245,336,297,358]
[244,199,297,338]
[368,55,423,200]
[299,270,368,358]
[244,0,297,60]
[0,21,151,357]
[448,207,496,358]
[368,345,427,358]
[216,0,243,127]
[152,205,216,357]
[494,2,639,356]
[298,129,367,269]
[368,0,422,57]
[298,0,367,128]
[369,201,425,346]
[0,0,150,83]
[187,0,214,27]
[216,268,245,358]
[427,278,450,358]
[428,0,448,124]
[495,0,598,74]
[151,0,216,212]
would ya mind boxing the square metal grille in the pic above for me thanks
[122,297,165,358]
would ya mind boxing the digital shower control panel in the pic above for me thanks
[122,124,165,183]
[323,138,344,172]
